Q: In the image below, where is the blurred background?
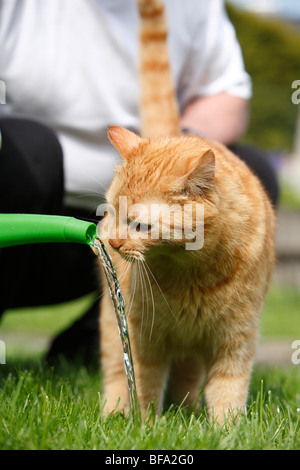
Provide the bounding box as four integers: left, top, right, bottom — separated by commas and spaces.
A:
1, 0, 300, 366
227, 0, 300, 364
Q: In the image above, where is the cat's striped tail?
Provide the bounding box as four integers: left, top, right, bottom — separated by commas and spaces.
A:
137, 0, 181, 138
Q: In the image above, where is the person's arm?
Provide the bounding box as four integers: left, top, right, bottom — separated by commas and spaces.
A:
180, 92, 250, 146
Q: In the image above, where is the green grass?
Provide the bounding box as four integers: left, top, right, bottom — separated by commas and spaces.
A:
0, 359, 299, 450
0, 284, 300, 450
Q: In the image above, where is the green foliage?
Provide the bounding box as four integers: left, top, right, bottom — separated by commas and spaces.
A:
0, 360, 299, 450
226, 4, 300, 151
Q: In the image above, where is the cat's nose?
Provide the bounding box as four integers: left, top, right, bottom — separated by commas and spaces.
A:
109, 238, 122, 250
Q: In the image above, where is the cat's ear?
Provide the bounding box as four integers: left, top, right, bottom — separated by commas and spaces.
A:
108, 126, 141, 161
174, 150, 215, 195
187, 150, 215, 193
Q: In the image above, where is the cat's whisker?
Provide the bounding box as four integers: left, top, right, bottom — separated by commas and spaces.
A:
95, 256, 131, 303
137, 261, 146, 341
139, 263, 149, 333
127, 261, 138, 319
141, 261, 156, 342
71, 194, 106, 215
139, 260, 149, 323
140, 261, 154, 341
79, 169, 112, 193
143, 260, 177, 322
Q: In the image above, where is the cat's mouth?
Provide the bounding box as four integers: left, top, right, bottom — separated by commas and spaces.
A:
118, 248, 145, 262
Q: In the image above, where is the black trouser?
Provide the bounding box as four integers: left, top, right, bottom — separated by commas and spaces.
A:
229, 143, 279, 208
0, 117, 99, 312
0, 117, 279, 359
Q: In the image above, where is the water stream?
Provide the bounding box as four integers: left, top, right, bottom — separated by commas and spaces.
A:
90, 237, 139, 418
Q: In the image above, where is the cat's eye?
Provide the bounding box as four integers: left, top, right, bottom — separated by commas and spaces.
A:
128, 219, 151, 232
136, 222, 152, 232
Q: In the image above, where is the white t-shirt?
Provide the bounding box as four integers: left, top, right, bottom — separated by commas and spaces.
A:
0, 0, 251, 212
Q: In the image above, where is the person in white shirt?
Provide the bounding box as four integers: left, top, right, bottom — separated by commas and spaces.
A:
0, 0, 278, 362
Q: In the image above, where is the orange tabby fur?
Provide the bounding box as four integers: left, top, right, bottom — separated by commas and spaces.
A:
99, 0, 275, 423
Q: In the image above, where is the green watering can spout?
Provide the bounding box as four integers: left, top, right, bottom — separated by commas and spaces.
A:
0, 214, 98, 248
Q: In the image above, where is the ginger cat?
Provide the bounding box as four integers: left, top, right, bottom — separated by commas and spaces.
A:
99, 0, 275, 423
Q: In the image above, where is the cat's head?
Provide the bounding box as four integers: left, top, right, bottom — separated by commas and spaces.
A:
98, 126, 219, 262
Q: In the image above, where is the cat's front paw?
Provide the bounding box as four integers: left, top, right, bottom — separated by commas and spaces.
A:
101, 392, 130, 416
